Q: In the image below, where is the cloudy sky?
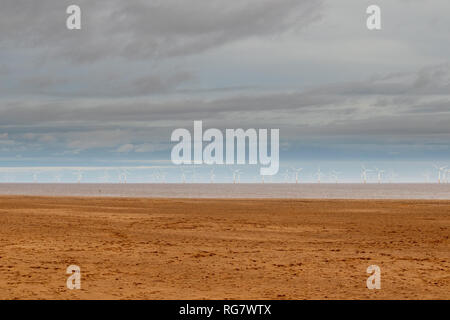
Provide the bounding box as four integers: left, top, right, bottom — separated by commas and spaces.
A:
0, 0, 449, 181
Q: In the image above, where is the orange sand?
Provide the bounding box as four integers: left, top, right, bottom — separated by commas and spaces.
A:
0, 196, 448, 299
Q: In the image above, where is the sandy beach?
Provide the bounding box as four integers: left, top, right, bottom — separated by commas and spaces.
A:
0, 196, 448, 300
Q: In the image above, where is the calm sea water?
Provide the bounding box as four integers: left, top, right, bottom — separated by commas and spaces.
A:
0, 183, 449, 199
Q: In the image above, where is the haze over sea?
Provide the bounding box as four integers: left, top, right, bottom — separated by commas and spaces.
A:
0, 183, 450, 200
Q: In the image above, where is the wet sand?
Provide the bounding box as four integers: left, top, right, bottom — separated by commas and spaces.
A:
0, 196, 448, 299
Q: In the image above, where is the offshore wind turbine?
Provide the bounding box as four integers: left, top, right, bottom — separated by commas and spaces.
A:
5, 172, 13, 183
118, 168, 129, 183
100, 170, 110, 183
209, 169, 215, 184
190, 165, 198, 183
74, 170, 83, 183
361, 165, 372, 184
375, 168, 385, 184
422, 171, 431, 183
330, 170, 340, 184
387, 170, 399, 183
433, 165, 447, 184
254, 174, 265, 184
152, 169, 160, 183
315, 167, 323, 184
159, 169, 166, 183
292, 168, 303, 184
122, 169, 128, 183
180, 168, 187, 183
443, 168, 449, 184
283, 169, 290, 183
232, 169, 242, 184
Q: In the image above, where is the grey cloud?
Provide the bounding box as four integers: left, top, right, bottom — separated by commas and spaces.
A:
0, 65, 9, 75
0, 63, 448, 111
310, 64, 450, 96
21, 75, 69, 90
0, 0, 449, 160
115, 142, 169, 153
0, 91, 348, 126
1, 64, 449, 143
0, 0, 323, 97
406, 99, 450, 114
132, 71, 193, 95
12, 70, 194, 97
0, 0, 323, 62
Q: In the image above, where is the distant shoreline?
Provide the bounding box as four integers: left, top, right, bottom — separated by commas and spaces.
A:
0, 183, 449, 200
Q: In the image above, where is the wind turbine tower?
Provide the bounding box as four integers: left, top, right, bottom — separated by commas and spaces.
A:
434, 165, 447, 184
283, 169, 290, 183
159, 170, 166, 183
422, 171, 431, 183
232, 169, 242, 184
181, 169, 186, 184
375, 168, 385, 184
330, 170, 340, 184
361, 165, 372, 184
74, 170, 82, 183
293, 168, 303, 184
315, 167, 323, 184
210, 169, 215, 183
